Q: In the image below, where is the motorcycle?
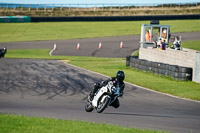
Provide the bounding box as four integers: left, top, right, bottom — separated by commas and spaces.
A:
85, 81, 120, 113
0, 47, 7, 58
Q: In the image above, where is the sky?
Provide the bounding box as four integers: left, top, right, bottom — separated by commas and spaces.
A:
0, 0, 200, 4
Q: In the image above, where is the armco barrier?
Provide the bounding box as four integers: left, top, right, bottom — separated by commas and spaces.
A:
31, 14, 200, 22
126, 56, 193, 81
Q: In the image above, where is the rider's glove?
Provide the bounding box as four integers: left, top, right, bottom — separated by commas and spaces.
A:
101, 81, 108, 87
94, 83, 100, 89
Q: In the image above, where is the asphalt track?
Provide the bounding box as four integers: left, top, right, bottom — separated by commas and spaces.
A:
0, 32, 200, 58
0, 59, 200, 133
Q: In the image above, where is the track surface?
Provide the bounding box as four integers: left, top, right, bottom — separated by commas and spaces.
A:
0, 59, 200, 133
0, 32, 200, 58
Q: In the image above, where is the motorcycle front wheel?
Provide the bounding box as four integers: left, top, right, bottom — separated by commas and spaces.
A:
96, 95, 110, 113
85, 101, 94, 112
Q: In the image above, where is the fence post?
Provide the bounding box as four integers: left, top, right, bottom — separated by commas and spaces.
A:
76, 4, 78, 11
37, 4, 38, 11
21, 4, 23, 11
60, 4, 62, 11
6, 4, 8, 12
14, 4, 16, 11
29, 4, 31, 12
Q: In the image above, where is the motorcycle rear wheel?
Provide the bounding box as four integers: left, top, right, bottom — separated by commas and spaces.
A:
96, 96, 110, 113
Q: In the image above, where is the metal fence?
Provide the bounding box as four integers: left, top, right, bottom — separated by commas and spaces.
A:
0, 2, 200, 12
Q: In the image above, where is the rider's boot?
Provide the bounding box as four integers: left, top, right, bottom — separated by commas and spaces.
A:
88, 83, 100, 101
88, 91, 94, 101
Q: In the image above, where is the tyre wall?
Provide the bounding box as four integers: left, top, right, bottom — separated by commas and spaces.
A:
31, 14, 200, 22
126, 56, 193, 81
1, 15, 199, 22
139, 47, 200, 83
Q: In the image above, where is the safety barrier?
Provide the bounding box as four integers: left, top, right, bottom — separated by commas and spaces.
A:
0, 16, 31, 22
126, 56, 193, 81
31, 14, 200, 22
0, 15, 199, 23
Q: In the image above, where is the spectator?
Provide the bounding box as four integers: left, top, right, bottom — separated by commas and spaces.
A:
0, 47, 7, 58
152, 29, 160, 47
170, 36, 181, 50
161, 39, 166, 50
157, 38, 162, 50
145, 31, 151, 41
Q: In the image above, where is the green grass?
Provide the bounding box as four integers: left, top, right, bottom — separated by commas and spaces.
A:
132, 50, 139, 56
0, 20, 200, 42
181, 40, 200, 51
5, 49, 200, 101
0, 114, 169, 133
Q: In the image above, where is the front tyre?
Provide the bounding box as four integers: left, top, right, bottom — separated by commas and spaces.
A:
85, 101, 94, 112
96, 96, 110, 113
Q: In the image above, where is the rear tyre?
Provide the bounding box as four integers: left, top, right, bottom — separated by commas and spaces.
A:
96, 96, 110, 113
85, 101, 94, 112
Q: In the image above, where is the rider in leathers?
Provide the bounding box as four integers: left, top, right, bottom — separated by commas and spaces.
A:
89, 71, 125, 108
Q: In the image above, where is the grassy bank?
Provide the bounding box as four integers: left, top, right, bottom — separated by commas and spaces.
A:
0, 114, 169, 133
0, 20, 200, 42
181, 40, 200, 51
5, 49, 200, 101
0, 5, 200, 17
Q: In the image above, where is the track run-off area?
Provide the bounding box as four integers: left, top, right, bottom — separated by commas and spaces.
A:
0, 32, 200, 133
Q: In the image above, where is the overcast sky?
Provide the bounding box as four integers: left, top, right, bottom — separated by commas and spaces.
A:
0, 0, 200, 4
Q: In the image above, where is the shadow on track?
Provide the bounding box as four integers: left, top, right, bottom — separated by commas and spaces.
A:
0, 59, 104, 100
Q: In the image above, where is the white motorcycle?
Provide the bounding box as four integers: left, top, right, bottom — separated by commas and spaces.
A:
85, 81, 120, 113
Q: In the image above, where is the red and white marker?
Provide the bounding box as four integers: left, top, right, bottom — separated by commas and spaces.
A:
120, 41, 123, 48
49, 43, 57, 56
53, 43, 57, 50
77, 42, 80, 49
98, 42, 102, 49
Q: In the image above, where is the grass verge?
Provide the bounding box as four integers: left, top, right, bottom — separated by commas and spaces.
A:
181, 40, 200, 51
0, 20, 200, 42
5, 49, 200, 101
0, 114, 169, 133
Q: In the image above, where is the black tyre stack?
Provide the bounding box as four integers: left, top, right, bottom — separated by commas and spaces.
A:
126, 56, 193, 81
168, 65, 193, 81
127, 56, 139, 68
126, 56, 131, 66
